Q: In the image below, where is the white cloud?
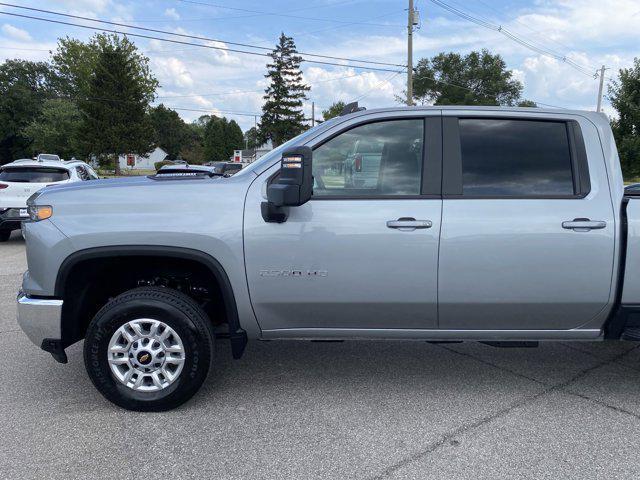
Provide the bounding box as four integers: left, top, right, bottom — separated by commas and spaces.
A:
54, 0, 112, 17
164, 8, 180, 20
154, 57, 194, 88
1, 24, 32, 42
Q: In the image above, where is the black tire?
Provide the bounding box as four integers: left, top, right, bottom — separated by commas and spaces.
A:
0, 230, 11, 242
84, 286, 215, 411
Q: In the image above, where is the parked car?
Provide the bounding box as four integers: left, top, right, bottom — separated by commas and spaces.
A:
157, 163, 222, 177
625, 183, 640, 193
17, 106, 634, 411
204, 161, 243, 175
0, 158, 98, 241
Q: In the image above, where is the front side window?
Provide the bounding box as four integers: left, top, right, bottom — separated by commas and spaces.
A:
459, 119, 575, 196
0, 167, 70, 183
312, 119, 424, 196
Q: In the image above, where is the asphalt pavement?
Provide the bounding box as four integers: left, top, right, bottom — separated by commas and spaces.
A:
2, 231, 640, 479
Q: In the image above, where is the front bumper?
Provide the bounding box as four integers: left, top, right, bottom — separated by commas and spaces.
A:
17, 292, 66, 362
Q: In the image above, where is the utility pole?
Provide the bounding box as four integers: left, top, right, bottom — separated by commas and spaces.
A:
596, 65, 606, 113
407, 0, 414, 106
312, 101, 315, 127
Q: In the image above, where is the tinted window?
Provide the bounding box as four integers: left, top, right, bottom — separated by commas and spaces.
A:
0, 167, 69, 183
76, 166, 90, 181
459, 119, 574, 196
313, 119, 424, 196
85, 166, 100, 180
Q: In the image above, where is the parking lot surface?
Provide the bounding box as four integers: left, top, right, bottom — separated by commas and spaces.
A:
2, 232, 640, 479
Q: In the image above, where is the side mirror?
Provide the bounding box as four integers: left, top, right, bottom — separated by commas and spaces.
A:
261, 146, 312, 223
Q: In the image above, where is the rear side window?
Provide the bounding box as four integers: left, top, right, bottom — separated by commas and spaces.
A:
459, 119, 575, 196
0, 167, 69, 183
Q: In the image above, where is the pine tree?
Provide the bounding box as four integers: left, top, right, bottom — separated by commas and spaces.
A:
203, 116, 226, 162
259, 33, 310, 147
77, 35, 157, 174
225, 119, 245, 155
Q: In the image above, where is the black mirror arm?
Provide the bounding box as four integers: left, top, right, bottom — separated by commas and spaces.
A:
261, 202, 288, 223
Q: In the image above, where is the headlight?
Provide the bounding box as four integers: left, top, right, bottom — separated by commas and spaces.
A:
27, 205, 53, 222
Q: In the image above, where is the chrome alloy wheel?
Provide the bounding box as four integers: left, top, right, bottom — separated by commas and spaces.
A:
107, 319, 185, 392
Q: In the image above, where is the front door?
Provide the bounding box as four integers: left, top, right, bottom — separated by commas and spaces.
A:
244, 115, 443, 333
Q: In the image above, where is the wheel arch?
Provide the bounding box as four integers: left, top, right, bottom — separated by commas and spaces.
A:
55, 245, 247, 358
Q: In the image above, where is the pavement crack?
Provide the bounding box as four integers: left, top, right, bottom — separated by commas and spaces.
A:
437, 345, 547, 386
368, 345, 640, 479
563, 390, 640, 422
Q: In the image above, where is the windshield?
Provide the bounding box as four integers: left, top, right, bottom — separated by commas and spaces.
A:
37, 154, 60, 161
0, 167, 69, 183
237, 118, 341, 176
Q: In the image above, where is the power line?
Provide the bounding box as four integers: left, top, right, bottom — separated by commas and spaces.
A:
469, 0, 577, 55
0, 3, 406, 68
351, 70, 405, 103
168, 106, 260, 117
156, 71, 371, 99
175, 0, 405, 27
427, 0, 597, 77
0, 11, 405, 73
109, 0, 358, 23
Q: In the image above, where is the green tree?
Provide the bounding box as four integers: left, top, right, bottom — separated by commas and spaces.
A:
149, 104, 189, 158
203, 116, 227, 162
52, 34, 158, 102
24, 99, 82, 159
0, 60, 60, 164
322, 101, 346, 121
75, 34, 158, 174
260, 33, 310, 147
51, 37, 99, 97
608, 58, 640, 178
180, 116, 210, 164
225, 119, 244, 153
412, 49, 523, 106
244, 126, 260, 150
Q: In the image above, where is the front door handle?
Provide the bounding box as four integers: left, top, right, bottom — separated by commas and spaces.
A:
387, 217, 432, 231
562, 218, 606, 232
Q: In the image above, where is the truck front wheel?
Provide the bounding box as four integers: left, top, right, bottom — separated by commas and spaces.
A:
84, 286, 215, 411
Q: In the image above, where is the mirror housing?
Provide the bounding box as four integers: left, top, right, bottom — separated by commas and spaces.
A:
262, 146, 312, 223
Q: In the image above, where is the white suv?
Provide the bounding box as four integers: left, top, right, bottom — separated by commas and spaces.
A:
0, 158, 99, 241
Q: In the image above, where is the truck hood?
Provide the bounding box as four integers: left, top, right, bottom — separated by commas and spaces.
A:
33, 171, 247, 245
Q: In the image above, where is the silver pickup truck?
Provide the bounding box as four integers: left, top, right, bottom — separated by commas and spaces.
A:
16, 106, 639, 411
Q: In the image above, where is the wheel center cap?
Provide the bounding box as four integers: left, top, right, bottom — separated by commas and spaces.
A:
137, 351, 152, 365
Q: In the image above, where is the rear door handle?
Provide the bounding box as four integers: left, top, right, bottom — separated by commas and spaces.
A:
562, 218, 606, 232
387, 217, 432, 231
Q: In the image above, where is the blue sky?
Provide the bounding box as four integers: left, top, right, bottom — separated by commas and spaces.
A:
0, 0, 638, 130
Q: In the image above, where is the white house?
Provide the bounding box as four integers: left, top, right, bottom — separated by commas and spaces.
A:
241, 141, 273, 163
118, 146, 168, 171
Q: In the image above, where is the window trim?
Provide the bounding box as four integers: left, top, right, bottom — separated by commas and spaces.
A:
307, 116, 442, 201
442, 116, 591, 200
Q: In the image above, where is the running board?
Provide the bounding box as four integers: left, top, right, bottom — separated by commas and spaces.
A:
261, 328, 602, 341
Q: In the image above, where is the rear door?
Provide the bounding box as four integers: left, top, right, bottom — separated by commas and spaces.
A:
438, 112, 615, 331
244, 113, 443, 333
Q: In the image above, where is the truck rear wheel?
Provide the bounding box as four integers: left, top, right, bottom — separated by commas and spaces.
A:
84, 286, 215, 411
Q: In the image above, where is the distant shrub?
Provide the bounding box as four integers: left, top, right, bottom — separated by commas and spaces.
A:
154, 160, 174, 171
